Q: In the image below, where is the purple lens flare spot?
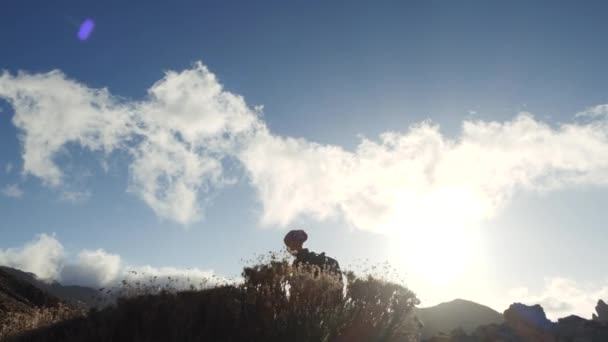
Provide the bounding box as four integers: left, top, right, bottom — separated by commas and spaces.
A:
78, 19, 95, 41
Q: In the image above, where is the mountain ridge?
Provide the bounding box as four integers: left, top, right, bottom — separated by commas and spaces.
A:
0, 266, 102, 308
416, 298, 504, 339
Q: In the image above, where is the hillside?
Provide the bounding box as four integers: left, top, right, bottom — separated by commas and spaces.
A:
416, 299, 504, 339
0, 267, 102, 308
0, 268, 85, 340
0, 267, 62, 313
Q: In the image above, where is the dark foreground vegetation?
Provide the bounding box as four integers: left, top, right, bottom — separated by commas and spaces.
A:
4, 255, 608, 341
2, 256, 421, 342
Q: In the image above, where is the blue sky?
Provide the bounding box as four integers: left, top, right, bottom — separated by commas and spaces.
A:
2, 1, 608, 318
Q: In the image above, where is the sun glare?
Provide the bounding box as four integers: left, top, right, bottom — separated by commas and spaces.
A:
386, 187, 485, 287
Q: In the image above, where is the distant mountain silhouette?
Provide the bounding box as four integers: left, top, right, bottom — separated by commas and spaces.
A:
0, 266, 62, 314
415, 298, 504, 339
0, 266, 88, 340
426, 302, 608, 341
0, 266, 101, 308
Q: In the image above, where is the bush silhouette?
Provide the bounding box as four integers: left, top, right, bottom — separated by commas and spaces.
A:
9, 253, 420, 342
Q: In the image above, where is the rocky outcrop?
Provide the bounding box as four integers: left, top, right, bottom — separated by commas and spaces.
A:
557, 314, 608, 341
592, 299, 608, 323
424, 301, 608, 342
503, 303, 555, 341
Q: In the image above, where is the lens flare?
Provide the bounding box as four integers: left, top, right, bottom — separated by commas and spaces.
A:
78, 19, 95, 41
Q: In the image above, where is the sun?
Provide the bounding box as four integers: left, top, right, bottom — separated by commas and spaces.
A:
385, 186, 485, 287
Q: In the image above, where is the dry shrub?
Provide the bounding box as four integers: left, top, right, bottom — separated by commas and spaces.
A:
10, 252, 420, 342
241, 257, 420, 342
0, 304, 84, 340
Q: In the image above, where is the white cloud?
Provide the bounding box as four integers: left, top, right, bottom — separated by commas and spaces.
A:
0, 234, 219, 289
0, 70, 134, 187
0, 233, 64, 280
59, 256, 220, 290
5, 162, 13, 174
60, 249, 122, 287
3, 63, 608, 232
241, 114, 608, 234
0, 63, 262, 224
508, 278, 608, 320
2, 183, 23, 199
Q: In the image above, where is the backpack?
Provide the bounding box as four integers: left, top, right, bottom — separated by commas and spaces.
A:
315, 252, 341, 275
296, 250, 341, 276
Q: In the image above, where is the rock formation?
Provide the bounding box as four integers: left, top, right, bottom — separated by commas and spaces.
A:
592, 299, 608, 323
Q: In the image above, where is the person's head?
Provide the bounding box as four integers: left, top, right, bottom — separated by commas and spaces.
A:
284, 229, 308, 255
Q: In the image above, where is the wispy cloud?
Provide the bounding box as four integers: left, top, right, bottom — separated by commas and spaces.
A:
5, 162, 13, 174
1, 183, 23, 199
3, 64, 608, 234
576, 104, 608, 120
59, 190, 91, 204
508, 278, 608, 320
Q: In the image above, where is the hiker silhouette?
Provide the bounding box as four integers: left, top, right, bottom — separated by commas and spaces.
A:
283, 229, 341, 277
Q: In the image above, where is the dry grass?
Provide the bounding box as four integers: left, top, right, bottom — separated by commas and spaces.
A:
0, 304, 84, 340
6, 252, 420, 342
